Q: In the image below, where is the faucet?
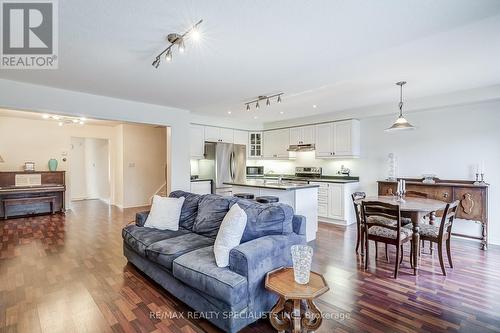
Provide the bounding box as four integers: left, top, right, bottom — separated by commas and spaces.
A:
337, 165, 351, 177
278, 175, 283, 184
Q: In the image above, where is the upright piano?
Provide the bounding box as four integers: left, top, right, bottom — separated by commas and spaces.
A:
0, 171, 65, 219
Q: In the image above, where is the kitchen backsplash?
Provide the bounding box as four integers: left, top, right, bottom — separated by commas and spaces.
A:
246, 151, 360, 176
192, 151, 359, 177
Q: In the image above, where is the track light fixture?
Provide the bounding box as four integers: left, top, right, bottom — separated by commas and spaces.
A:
152, 19, 203, 68
244, 93, 284, 111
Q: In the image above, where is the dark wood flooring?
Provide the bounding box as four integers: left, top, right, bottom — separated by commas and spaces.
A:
1, 200, 500, 333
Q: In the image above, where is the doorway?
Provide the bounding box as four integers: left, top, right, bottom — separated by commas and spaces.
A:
70, 137, 111, 203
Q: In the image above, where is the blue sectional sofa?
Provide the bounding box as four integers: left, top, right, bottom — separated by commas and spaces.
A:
122, 190, 306, 333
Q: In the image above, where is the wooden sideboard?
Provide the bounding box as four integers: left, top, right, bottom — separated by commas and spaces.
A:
378, 178, 489, 250
0, 171, 65, 219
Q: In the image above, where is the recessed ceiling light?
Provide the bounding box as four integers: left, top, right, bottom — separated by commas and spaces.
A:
227, 111, 232, 115
280, 111, 284, 114
253, 116, 258, 120
42, 114, 50, 119
58, 121, 63, 126
52, 115, 61, 120
80, 117, 87, 121
312, 104, 317, 108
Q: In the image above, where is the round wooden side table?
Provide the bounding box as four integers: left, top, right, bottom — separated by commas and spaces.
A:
265, 267, 329, 333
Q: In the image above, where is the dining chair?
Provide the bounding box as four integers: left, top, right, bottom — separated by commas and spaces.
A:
352, 193, 407, 261
362, 201, 413, 278
413, 200, 459, 276
351, 192, 366, 255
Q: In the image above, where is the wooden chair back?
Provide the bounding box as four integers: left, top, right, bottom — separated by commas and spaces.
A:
351, 192, 366, 226
361, 201, 402, 239
438, 200, 460, 238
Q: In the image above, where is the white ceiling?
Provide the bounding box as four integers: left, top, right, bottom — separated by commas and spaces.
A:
1, 0, 500, 123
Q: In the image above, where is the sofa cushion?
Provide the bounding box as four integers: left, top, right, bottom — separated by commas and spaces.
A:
193, 194, 238, 238
122, 224, 189, 257
235, 199, 294, 243
145, 232, 215, 270
173, 246, 248, 306
169, 190, 204, 230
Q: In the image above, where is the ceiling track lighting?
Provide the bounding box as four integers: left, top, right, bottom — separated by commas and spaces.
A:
385, 81, 415, 131
152, 19, 203, 68
244, 93, 284, 111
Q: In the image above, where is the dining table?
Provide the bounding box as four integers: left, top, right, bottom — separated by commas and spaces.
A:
357, 195, 448, 275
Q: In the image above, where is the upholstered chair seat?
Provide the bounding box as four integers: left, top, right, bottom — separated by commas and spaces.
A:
368, 226, 413, 240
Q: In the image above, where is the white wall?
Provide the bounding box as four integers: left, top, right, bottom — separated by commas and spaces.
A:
258, 101, 500, 245
121, 124, 166, 208
0, 115, 120, 207
69, 137, 110, 201
0, 79, 191, 193
84, 138, 110, 201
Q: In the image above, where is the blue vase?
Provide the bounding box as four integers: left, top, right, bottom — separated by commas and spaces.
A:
48, 158, 58, 171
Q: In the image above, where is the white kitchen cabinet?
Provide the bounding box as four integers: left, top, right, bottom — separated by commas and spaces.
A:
190, 125, 205, 159
289, 126, 315, 145
315, 123, 334, 157
314, 120, 360, 158
334, 120, 360, 157
310, 181, 358, 225
248, 132, 263, 158
233, 130, 248, 145
190, 180, 212, 195
263, 129, 291, 159
220, 128, 234, 143
204, 126, 234, 143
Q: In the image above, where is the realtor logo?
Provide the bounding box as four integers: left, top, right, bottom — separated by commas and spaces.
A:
1, 0, 58, 69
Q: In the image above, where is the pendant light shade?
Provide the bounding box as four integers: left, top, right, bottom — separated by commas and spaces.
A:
386, 81, 415, 131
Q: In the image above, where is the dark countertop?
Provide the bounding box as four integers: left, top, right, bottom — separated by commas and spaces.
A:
225, 180, 320, 191
247, 174, 360, 184
190, 178, 212, 183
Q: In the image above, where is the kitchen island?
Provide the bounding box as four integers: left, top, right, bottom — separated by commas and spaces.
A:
224, 180, 319, 241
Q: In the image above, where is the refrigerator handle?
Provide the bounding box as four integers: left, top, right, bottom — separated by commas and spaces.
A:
230, 151, 235, 181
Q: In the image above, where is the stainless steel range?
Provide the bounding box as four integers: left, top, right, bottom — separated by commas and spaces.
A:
294, 167, 322, 179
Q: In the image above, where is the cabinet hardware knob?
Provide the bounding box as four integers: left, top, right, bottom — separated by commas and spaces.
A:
443, 193, 449, 198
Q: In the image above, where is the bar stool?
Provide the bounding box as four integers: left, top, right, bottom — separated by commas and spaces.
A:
234, 193, 255, 200
255, 196, 279, 204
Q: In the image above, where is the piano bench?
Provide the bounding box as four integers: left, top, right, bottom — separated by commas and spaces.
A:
3, 195, 57, 220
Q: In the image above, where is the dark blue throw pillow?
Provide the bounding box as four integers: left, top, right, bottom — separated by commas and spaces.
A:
169, 190, 204, 230
192, 194, 238, 238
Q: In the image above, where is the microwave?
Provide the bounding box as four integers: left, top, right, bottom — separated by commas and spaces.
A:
246, 166, 264, 176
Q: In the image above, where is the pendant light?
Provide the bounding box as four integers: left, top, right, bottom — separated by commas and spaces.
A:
385, 81, 415, 131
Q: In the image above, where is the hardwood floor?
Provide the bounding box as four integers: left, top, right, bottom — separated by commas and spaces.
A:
1, 200, 500, 333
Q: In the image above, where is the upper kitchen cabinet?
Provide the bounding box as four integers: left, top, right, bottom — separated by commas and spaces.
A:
233, 130, 248, 146
315, 119, 360, 158
334, 120, 360, 156
263, 129, 292, 159
190, 125, 205, 159
248, 132, 263, 159
204, 126, 234, 143
315, 123, 335, 157
289, 126, 315, 145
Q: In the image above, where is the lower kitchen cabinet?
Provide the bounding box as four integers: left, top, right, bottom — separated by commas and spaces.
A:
309, 181, 359, 225
190, 180, 212, 195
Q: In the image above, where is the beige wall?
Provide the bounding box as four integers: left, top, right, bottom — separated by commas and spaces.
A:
0, 115, 166, 209
121, 124, 166, 207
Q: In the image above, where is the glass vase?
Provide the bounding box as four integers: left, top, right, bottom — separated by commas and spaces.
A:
291, 245, 313, 284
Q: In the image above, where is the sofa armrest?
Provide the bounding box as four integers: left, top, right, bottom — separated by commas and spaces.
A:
292, 215, 306, 235
229, 234, 305, 312
135, 211, 150, 227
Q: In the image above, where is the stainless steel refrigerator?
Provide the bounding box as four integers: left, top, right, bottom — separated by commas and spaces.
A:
199, 142, 246, 196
